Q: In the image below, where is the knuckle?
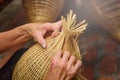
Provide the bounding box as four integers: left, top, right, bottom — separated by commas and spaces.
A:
67, 71, 76, 77
64, 51, 70, 56
72, 69, 78, 74
71, 55, 76, 60
56, 26, 60, 30
77, 60, 82, 66
52, 57, 59, 64
51, 59, 58, 65
59, 62, 66, 69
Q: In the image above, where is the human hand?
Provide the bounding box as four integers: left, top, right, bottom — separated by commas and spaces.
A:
45, 50, 82, 80
23, 20, 62, 48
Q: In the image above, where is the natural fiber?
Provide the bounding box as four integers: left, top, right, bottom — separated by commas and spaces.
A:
22, 0, 65, 23
12, 10, 87, 80
84, 0, 120, 42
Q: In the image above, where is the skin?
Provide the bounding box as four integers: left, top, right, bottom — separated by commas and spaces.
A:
45, 51, 82, 80
0, 20, 62, 53
0, 21, 82, 80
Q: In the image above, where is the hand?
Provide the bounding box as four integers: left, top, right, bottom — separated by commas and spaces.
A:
45, 50, 82, 80
23, 20, 62, 48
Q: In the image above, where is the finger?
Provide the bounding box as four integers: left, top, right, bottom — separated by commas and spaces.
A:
67, 55, 76, 70
65, 76, 73, 80
42, 21, 61, 31
51, 30, 60, 37
65, 60, 82, 80
35, 32, 46, 48
72, 60, 82, 73
51, 51, 63, 68
51, 20, 62, 37
54, 20, 62, 29
53, 50, 63, 60
61, 51, 70, 63
60, 70, 67, 80
43, 23, 52, 30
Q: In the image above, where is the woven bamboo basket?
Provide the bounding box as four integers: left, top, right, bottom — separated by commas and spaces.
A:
22, 0, 65, 23
12, 10, 87, 80
84, 0, 120, 42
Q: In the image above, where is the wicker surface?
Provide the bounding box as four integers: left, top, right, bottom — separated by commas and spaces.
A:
12, 11, 87, 80
22, 0, 65, 23
83, 0, 120, 42
12, 1, 86, 79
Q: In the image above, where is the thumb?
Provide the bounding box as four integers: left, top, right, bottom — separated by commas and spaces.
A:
51, 20, 62, 37
35, 33, 47, 48
51, 30, 60, 37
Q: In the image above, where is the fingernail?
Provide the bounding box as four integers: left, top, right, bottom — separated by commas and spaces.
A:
57, 32, 60, 35
52, 32, 60, 38
42, 43, 46, 48
33, 39, 37, 42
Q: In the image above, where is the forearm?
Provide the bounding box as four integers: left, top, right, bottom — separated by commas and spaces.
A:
0, 25, 31, 53
0, 21, 62, 53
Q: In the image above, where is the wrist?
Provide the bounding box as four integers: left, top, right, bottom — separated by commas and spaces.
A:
18, 24, 33, 40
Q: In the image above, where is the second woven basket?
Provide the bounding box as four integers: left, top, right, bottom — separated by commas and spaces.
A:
84, 0, 120, 42
22, 0, 65, 23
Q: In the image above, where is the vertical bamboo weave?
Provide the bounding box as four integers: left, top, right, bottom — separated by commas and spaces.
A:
12, 10, 87, 80
22, 0, 65, 23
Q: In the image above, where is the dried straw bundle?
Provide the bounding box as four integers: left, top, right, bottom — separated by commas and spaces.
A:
12, 10, 87, 80
22, 0, 65, 23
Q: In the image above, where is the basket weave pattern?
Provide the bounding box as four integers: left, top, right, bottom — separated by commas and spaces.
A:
12, 11, 87, 80
22, 0, 65, 23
